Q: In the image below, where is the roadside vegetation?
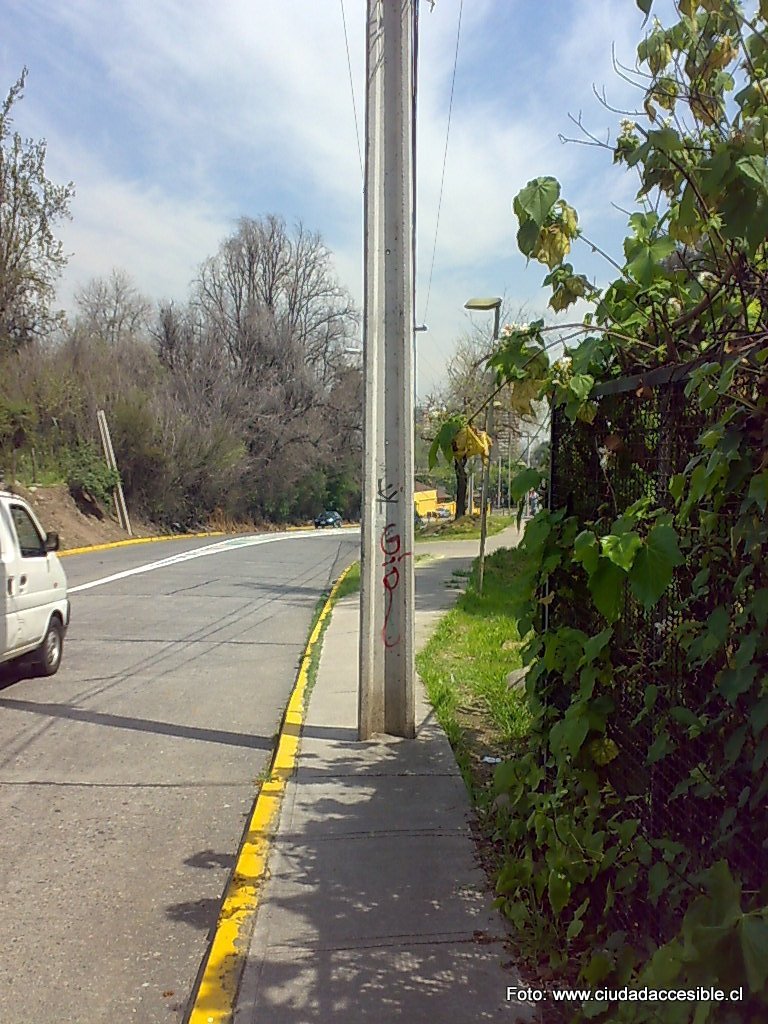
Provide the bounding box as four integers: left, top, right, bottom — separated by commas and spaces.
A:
426, 2, 768, 1020
416, 546, 531, 797
333, 560, 361, 601
0, 70, 362, 530
416, 511, 516, 541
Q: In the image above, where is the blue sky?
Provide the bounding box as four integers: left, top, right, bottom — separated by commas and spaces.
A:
2, 0, 653, 395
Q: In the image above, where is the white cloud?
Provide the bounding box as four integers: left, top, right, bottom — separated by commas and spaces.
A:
57, 170, 227, 308
5, 0, 658, 396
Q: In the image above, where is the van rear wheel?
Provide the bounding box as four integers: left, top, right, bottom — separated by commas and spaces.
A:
35, 618, 63, 676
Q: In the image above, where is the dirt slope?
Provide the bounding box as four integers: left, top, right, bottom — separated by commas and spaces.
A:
3, 484, 149, 550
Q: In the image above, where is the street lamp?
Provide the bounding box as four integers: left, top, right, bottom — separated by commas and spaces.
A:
464, 296, 502, 595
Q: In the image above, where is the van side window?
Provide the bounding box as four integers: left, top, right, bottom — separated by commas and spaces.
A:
10, 505, 46, 558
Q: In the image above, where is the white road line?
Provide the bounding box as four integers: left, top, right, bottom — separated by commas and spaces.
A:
69, 529, 360, 593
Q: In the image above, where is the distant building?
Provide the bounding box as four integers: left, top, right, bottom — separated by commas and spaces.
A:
414, 481, 455, 519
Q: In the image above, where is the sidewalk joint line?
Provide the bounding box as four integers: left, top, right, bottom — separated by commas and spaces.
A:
265, 933, 508, 954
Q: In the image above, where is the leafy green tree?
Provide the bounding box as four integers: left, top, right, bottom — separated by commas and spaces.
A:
0, 69, 73, 351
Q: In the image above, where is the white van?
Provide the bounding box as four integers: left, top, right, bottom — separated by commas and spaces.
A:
0, 491, 70, 676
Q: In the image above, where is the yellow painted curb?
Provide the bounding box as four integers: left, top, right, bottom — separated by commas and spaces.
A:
59, 532, 226, 557
59, 524, 359, 557
187, 563, 354, 1024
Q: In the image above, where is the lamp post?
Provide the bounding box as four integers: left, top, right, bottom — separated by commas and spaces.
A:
464, 296, 502, 595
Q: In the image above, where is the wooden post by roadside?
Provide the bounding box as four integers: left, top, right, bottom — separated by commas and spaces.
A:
96, 409, 132, 535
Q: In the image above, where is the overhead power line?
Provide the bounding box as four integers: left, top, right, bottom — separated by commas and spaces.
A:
422, 0, 464, 324
339, 0, 364, 181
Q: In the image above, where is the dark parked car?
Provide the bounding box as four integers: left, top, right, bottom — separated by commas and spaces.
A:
314, 510, 343, 529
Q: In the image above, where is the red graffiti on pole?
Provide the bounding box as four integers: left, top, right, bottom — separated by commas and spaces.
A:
380, 522, 411, 648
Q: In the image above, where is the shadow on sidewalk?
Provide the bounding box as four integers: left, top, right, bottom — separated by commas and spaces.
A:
232, 567, 536, 1022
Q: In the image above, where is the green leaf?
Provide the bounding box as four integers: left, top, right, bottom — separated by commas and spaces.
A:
629, 524, 683, 609
707, 606, 730, 643
551, 707, 590, 758
724, 724, 748, 764
501, 900, 530, 929
427, 436, 441, 471
669, 473, 686, 502
739, 914, 768, 991
648, 126, 683, 152
700, 861, 742, 925
574, 530, 599, 574
733, 633, 758, 670
548, 869, 571, 915
492, 760, 519, 794
583, 951, 613, 985
718, 664, 758, 703
635, 0, 653, 16
648, 861, 670, 904
624, 235, 675, 286
588, 737, 619, 766
568, 373, 594, 401
514, 176, 560, 229
701, 145, 731, 198
669, 183, 701, 244
601, 531, 642, 571
428, 415, 466, 468
751, 589, 768, 630
509, 467, 543, 502
750, 695, 768, 737
670, 706, 704, 732
615, 819, 639, 846
647, 730, 673, 763
692, 999, 712, 1024
583, 627, 613, 663
589, 558, 626, 621
736, 155, 768, 191
516, 218, 540, 258
582, 1000, 610, 1020
747, 470, 768, 513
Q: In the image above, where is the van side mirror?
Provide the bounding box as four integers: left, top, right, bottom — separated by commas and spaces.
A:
44, 531, 60, 552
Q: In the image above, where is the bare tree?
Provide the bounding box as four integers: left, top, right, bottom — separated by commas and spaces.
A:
194, 215, 358, 383
0, 69, 74, 352
74, 269, 151, 347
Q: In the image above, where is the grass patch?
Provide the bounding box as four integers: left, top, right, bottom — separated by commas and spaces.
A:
416, 513, 516, 542
304, 561, 358, 699
334, 555, 431, 603
416, 545, 531, 801
334, 560, 360, 599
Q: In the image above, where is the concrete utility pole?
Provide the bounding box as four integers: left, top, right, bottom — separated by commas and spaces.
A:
359, 0, 415, 740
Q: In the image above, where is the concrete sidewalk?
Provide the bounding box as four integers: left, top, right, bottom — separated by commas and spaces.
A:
234, 527, 536, 1023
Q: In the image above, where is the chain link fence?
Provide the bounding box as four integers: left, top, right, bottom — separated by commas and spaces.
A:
547, 367, 764, 945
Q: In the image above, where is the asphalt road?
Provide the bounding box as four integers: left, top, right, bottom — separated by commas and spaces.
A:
0, 530, 358, 1024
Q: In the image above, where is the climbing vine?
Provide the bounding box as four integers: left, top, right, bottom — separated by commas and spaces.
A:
437, 2, 768, 1020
